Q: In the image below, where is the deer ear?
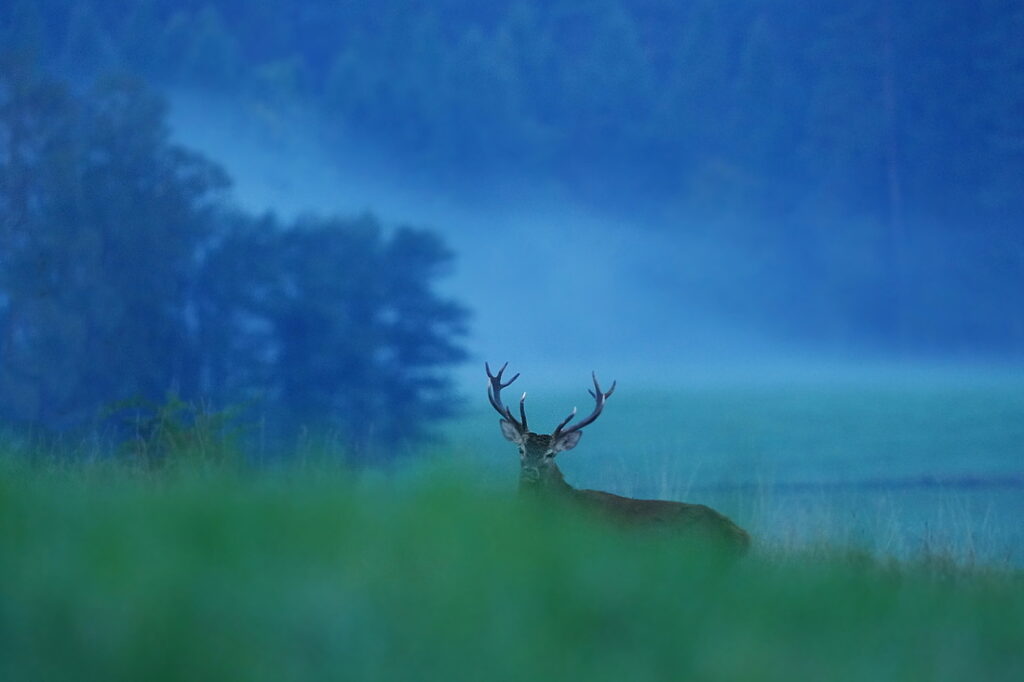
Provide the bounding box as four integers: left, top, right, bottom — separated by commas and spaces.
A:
499, 419, 524, 444
553, 430, 582, 452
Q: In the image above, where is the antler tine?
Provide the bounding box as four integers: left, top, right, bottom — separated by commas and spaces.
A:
485, 361, 520, 388
588, 371, 616, 400
553, 372, 616, 437
553, 406, 577, 434
485, 362, 527, 432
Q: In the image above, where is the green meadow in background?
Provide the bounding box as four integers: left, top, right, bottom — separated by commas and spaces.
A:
453, 373, 1024, 564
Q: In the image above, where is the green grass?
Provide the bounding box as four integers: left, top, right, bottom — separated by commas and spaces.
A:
1, 459, 1022, 682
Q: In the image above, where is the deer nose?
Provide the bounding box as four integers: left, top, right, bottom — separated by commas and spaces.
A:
520, 467, 540, 482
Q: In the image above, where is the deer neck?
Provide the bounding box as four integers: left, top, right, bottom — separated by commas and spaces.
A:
518, 461, 574, 498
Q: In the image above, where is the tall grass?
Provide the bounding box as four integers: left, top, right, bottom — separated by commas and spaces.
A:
2, 377, 1021, 679
1, 456, 1022, 682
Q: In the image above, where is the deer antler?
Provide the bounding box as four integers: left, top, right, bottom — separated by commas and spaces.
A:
486, 362, 528, 432
552, 372, 616, 437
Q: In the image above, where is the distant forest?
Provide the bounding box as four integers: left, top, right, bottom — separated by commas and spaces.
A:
2, 0, 1024, 365
3, 1, 1020, 220
2, 0, 1021, 355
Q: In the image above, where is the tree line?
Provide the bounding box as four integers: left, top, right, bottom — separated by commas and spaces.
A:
2, 0, 1022, 354
3, 0, 1020, 226
0, 54, 468, 459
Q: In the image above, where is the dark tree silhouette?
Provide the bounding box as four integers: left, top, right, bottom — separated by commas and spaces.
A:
198, 213, 469, 456
0, 56, 469, 457
0, 57, 228, 427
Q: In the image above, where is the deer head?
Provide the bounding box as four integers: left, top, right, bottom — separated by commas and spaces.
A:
486, 363, 615, 490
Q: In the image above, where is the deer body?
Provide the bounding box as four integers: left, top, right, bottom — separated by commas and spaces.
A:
488, 363, 750, 553
522, 461, 750, 546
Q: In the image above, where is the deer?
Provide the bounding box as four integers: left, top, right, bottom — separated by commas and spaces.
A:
487, 363, 750, 553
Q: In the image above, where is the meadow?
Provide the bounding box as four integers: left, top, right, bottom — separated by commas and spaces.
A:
452, 370, 1024, 565
2, 373, 1023, 680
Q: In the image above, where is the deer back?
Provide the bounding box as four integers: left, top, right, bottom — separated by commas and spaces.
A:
572, 488, 751, 551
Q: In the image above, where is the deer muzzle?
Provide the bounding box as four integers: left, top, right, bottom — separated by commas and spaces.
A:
519, 466, 541, 483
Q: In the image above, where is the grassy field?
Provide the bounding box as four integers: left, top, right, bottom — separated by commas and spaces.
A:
2, 376, 1022, 680
450, 374, 1024, 565
1, 459, 1022, 682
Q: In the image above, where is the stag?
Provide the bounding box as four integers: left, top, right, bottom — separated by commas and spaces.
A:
487, 363, 750, 552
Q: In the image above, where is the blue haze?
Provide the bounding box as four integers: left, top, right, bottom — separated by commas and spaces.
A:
1, 1, 1022, 469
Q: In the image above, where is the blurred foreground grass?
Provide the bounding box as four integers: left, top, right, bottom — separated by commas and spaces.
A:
1, 458, 1022, 682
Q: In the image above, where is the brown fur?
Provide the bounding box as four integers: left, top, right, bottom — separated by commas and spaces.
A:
516, 439, 751, 553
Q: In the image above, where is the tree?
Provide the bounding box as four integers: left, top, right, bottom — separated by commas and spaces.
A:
0, 56, 229, 428
1, 56, 470, 456
197, 213, 469, 458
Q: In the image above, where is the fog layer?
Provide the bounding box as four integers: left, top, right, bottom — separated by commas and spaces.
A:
167, 92, 834, 390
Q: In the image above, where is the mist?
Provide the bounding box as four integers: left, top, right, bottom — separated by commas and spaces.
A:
169, 90, 1023, 396
2, 0, 1022, 453
169, 90, 758, 389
